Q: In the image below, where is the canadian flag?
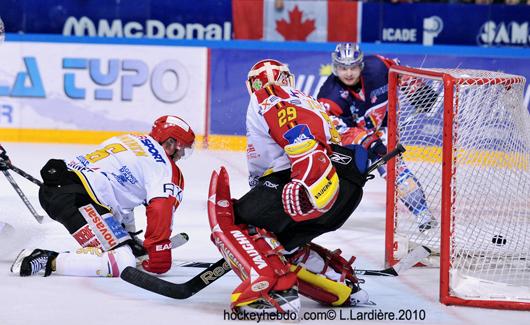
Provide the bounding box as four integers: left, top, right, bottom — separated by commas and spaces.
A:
233, 0, 361, 42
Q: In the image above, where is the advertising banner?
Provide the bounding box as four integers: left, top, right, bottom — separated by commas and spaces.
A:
210, 49, 330, 136
362, 3, 530, 47
0, 41, 207, 137
232, 0, 361, 42
210, 48, 530, 137
1, 0, 232, 40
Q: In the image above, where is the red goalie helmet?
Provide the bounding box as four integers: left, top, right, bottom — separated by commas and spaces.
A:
246, 59, 295, 94
150, 115, 195, 148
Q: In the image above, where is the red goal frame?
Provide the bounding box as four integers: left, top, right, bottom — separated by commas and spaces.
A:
385, 65, 530, 310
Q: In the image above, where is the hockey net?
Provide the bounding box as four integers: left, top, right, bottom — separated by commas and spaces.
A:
385, 66, 530, 309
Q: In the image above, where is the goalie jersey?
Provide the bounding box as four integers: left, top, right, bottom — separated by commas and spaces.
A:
246, 84, 340, 187
66, 134, 184, 227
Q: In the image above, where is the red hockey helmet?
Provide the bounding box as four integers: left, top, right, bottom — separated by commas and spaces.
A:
150, 115, 195, 159
246, 59, 295, 94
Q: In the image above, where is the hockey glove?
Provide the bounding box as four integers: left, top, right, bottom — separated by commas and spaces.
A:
141, 239, 171, 274
0, 145, 10, 171
142, 197, 175, 274
359, 131, 387, 160
282, 139, 339, 222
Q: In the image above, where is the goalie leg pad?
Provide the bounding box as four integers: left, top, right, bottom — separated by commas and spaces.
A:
291, 265, 352, 306
288, 242, 362, 306
208, 168, 298, 311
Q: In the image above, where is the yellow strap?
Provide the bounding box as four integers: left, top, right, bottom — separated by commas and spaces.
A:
284, 139, 318, 156
291, 265, 352, 306
308, 171, 340, 210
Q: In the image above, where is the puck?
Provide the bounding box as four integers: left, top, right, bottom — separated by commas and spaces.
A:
491, 235, 507, 246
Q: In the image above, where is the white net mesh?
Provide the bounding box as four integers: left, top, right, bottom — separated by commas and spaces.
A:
390, 68, 530, 304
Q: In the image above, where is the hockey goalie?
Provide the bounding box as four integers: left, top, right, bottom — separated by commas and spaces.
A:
207, 59, 372, 316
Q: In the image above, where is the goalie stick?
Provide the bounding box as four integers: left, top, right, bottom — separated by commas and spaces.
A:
120, 143, 411, 299
172, 245, 430, 277
120, 246, 431, 300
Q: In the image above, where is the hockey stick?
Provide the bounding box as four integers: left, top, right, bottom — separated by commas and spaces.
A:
7, 163, 43, 186
121, 258, 230, 299
365, 143, 406, 176
172, 261, 399, 276
0, 144, 43, 186
354, 245, 431, 276
1, 169, 44, 224
1, 146, 45, 223
172, 245, 431, 277
120, 143, 410, 298
121, 245, 431, 300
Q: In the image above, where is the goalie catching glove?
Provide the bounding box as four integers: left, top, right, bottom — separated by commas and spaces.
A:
282, 139, 339, 222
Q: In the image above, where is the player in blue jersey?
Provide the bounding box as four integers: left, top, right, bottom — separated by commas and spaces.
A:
317, 43, 437, 232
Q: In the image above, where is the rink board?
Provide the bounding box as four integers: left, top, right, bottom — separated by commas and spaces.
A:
0, 40, 208, 142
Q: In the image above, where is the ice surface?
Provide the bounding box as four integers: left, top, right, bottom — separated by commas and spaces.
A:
0, 143, 528, 324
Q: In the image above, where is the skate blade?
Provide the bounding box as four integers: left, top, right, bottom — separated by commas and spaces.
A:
10, 249, 30, 274
351, 300, 377, 307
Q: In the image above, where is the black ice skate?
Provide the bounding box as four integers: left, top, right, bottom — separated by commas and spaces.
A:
10, 249, 59, 277
237, 287, 301, 316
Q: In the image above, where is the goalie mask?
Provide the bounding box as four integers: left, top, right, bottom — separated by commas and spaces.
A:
332, 43, 364, 76
246, 59, 295, 94
150, 115, 195, 161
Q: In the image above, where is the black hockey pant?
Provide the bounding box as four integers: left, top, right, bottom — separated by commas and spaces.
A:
234, 145, 367, 251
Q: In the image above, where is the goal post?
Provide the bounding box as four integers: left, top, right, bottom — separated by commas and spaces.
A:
385, 65, 530, 310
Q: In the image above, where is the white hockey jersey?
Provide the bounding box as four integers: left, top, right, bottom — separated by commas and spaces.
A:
66, 134, 183, 228
246, 85, 340, 187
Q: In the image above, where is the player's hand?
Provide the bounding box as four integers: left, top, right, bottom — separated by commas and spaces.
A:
282, 180, 318, 219
141, 239, 171, 274
0, 159, 8, 171
360, 131, 387, 160
368, 139, 387, 160
282, 145, 339, 222
0, 145, 10, 171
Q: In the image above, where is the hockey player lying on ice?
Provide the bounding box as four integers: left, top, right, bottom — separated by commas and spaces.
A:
11, 115, 195, 278
207, 59, 372, 317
